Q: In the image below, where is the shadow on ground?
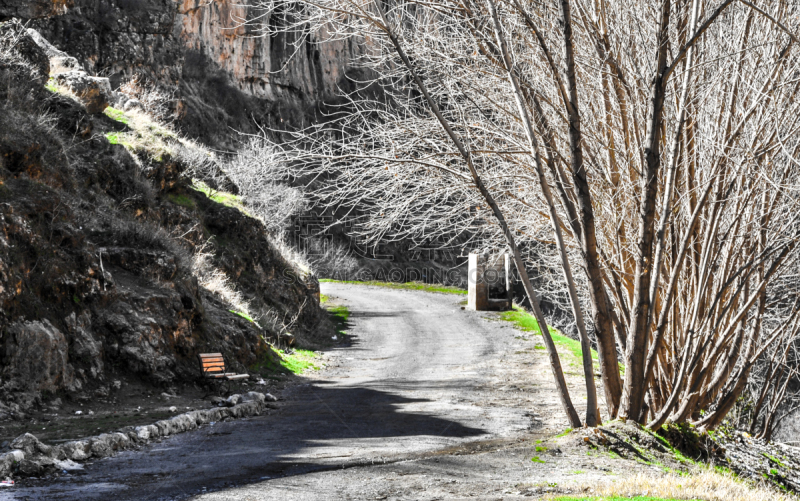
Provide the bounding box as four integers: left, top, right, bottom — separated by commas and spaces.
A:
16, 382, 486, 500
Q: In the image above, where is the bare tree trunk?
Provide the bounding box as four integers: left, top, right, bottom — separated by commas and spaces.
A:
558, 0, 622, 419
489, 0, 598, 426
620, 0, 672, 423
645, 0, 700, 336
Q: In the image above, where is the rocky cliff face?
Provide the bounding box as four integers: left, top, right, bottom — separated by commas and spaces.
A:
0, 19, 326, 418
0, 0, 363, 147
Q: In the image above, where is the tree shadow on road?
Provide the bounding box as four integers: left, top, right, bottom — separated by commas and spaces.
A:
26, 381, 486, 501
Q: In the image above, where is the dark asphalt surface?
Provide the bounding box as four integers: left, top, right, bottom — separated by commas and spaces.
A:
5, 283, 531, 500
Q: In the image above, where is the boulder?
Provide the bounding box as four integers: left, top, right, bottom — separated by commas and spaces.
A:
17, 458, 42, 476
54, 71, 112, 114
167, 413, 196, 434
3, 320, 75, 393
154, 419, 174, 437
53, 458, 83, 471
0, 450, 25, 478
208, 396, 225, 406
241, 391, 266, 404
25, 28, 81, 75
133, 426, 151, 441
188, 410, 210, 425
59, 440, 91, 461
133, 424, 159, 442
9, 433, 52, 457
89, 434, 123, 458
225, 394, 241, 407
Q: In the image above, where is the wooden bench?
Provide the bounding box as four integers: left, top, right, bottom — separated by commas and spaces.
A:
198, 353, 249, 381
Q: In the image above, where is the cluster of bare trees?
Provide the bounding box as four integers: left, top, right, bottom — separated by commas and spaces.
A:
248, 0, 800, 430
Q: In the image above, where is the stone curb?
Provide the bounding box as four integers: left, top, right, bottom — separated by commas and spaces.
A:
0, 392, 276, 479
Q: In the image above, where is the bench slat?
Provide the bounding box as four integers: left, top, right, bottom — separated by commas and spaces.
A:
198, 353, 247, 381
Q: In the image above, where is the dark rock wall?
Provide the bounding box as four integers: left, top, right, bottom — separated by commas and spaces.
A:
1, 0, 364, 148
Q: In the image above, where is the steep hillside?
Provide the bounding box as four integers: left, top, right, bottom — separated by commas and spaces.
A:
0, 19, 326, 419
0, 0, 366, 148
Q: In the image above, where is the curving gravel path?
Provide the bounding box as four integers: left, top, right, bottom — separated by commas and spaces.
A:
8, 283, 576, 500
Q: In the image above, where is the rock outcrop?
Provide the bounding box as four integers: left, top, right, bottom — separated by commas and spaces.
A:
4, 320, 77, 394
1, 0, 366, 148
0, 20, 325, 414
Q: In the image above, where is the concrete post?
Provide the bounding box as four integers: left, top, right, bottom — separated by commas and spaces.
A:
467, 252, 511, 311
468, 253, 489, 310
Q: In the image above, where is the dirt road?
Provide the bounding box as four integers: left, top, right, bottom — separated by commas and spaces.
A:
8, 283, 583, 500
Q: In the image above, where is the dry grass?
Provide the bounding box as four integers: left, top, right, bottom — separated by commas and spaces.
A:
103, 106, 178, 161
191, 243, 297, 341
570, 468, 795, 501
191, 243, 253, 318
305, 238, 360, 279
118, 75, 175, 122
270, 231, 313, 277
103, 89, 317, 307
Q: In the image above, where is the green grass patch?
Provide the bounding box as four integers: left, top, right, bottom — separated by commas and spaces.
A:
763, 452, 787, 468
104, 106, 131, 125
555, 428, 573, 438
320, 293, 330, 304
500, 306, 625, 374
319, 279, 466, 295
168, 193, 196, 209
326, 304, 351, 342
104, 132, 122, 145
535, 446, 547, 452
531, 456, 546, 463
327, 305, 350, 323
45, 79, 59, 94
254, 347, 321, 375
230, 310, 255, 323
103, 131, 137, 150
499, 307, 597, 362
276, 348, 319, 374
192, 180, 251, 214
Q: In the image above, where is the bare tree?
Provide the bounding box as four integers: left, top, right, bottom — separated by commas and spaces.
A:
246, 0, 800, 428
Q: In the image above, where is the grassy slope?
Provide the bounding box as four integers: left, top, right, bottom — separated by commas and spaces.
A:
499, 306, 599, 364
320, 279, 467, 295
191, 179, 253, 216
258, 295, 352, 375
100, 106, 328, 376
499, 306, 625, 375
